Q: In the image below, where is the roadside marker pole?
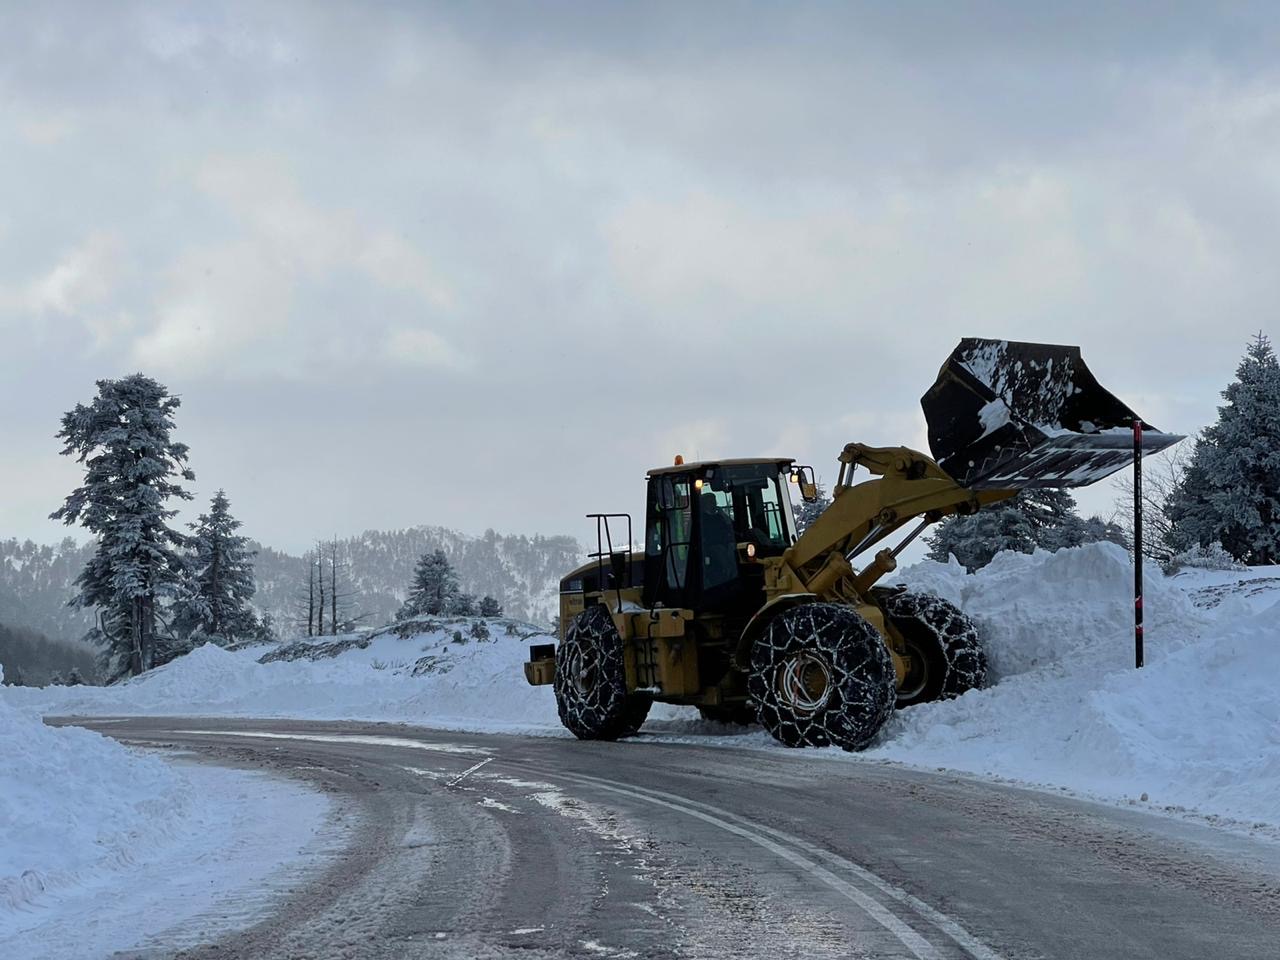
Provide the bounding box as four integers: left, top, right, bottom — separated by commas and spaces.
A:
1134, 418, 1144, 669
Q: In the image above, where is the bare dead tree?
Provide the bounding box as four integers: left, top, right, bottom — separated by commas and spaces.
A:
315, 543, 327, 636
324, 538, 369, 634
330, 539, 338, 636
307, 555, 316, 637
291, 549, 319, 637
1109, 445, 1191, 562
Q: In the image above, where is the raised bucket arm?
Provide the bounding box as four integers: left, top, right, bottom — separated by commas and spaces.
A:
922, 338, 1183, 490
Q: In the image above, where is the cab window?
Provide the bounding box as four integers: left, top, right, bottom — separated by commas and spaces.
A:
647, 475, 692, 590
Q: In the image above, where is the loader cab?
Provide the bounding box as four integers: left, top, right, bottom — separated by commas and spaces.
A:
642, 459, 797, 614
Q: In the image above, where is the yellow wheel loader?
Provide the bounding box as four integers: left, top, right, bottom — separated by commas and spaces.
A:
524, 339, 1181, 751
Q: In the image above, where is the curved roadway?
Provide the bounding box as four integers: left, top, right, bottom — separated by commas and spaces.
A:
69, 717, 1280, 960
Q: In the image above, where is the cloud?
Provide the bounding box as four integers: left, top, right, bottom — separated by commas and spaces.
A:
16, 114, 75, 145
382, 326, 470, 371
23, 232, 123, 316
129, 155, 458, 377
5, 2, 1280, 554
357, 234, 454, 311
132, 242, 295, 375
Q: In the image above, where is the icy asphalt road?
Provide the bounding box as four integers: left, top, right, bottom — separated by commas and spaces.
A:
62, 717, 1280, 960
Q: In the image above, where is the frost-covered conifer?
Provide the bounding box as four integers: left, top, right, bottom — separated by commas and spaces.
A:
926, 488, 1126, 572
171, 490, 262, 642
450, 592, 477, 616
51, 374, 194, 678
1166, 333, 1280, 565
479, 595, 502, 617
792, 481, 831, 535
397, 549, 460, 618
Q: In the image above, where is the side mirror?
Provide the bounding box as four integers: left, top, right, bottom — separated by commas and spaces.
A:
790, 465, 818, 503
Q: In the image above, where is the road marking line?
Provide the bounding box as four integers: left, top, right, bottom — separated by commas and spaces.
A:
552, 773, 946, 960
174, 730, 488, 755
550, 769, 1006, 960
448, 756, 494, 787
591, 776, 1004, 960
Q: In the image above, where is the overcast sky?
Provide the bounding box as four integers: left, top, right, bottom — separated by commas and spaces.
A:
3, 2, 1279, 556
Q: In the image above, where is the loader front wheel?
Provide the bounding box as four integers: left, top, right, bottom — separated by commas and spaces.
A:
749, 603, 896, 751
555, 605, 650, 740
878, 589, 987, 707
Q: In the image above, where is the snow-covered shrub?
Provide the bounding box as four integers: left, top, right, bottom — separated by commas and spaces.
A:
1162, 541, 1247, 574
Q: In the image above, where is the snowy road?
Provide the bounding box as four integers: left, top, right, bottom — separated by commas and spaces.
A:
62, 717, 1280, 960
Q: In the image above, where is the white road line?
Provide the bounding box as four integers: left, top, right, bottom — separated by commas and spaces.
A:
554, 769, 1006, 960
447, 756, 494, 787
174, 730, 488, 755
553, 773, 946, 960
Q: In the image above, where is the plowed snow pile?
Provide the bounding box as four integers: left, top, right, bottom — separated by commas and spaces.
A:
15, 545, 1280, 829
873, 543, 1280, 827
11, 617, 564, 733
0, 664, 193, 918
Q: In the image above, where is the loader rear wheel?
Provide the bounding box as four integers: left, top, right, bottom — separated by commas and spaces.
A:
554, 605, 651, 740
878, 589, 987, 707
748, 603, 896, 751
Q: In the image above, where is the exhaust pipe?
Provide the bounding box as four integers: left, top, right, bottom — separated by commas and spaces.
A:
922, 338, 1183, 489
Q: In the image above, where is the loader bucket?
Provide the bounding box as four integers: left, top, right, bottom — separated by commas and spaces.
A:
922, 338, 1183, 489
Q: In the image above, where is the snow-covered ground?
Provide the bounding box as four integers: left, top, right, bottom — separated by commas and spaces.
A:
0, 664, 335, 959
9, 543, 1280, 838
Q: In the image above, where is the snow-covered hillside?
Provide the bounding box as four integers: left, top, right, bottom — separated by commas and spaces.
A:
12, 544, 1280, 833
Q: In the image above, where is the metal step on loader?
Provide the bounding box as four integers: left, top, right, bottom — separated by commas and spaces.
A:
524, 339, 1182, 751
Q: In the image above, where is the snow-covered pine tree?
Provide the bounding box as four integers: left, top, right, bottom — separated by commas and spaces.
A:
925, 488, 1126, 572
792, 481, 832, 535
171, 490, 262, 643
1165, 333, 1280, 565
449, 592, 477, 616
396, 549, 460, 619
479, 595, 502, 617
51, 374, 194, 678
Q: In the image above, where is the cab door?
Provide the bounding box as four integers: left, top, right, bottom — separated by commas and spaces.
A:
642, 473, 696, 610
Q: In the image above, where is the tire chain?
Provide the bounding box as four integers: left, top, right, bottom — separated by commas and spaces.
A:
749, 603, 897, 751
554, 605, 650, 740
879, 589, 987, 699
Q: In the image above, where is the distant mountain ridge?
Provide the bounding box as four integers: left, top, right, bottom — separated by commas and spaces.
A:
250, 526, 581, 631
0, 527, 581, 644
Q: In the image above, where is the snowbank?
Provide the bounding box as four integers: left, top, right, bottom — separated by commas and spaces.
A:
0, 664, 196, 916
872, 543, 1280, 827
17, 549, 1280, 832
12, 618, 565, 735
0, 664, 334, 955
